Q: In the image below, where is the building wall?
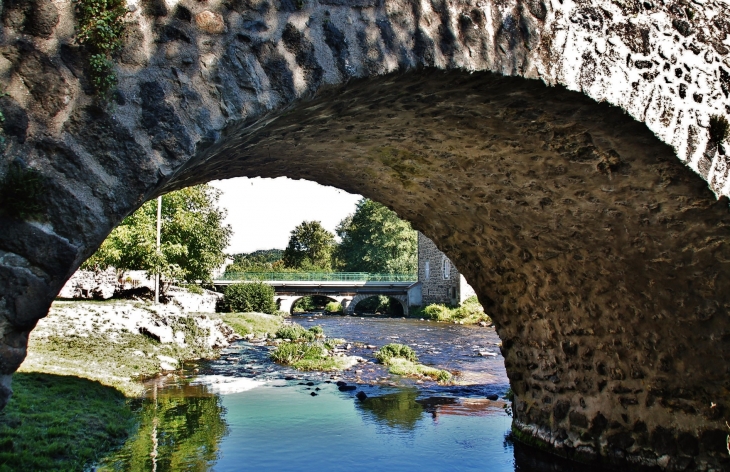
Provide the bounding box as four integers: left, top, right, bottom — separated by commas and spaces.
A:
417, 232, 462, 306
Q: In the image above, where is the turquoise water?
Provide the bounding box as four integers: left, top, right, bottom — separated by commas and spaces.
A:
216, 382, 515, 471
97, 317, 601, 471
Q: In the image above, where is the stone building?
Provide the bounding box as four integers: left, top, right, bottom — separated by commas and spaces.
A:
417, 233, 476, 306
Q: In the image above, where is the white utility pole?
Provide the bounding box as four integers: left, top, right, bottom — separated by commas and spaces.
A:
155, 196, 162, 304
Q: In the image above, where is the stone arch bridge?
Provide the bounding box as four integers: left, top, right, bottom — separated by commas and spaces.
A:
212, 273, 418, 314
1, 0, 730, 469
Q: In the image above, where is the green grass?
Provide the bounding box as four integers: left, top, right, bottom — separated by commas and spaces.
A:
375, 343, 418, 363
375, 343, 451, 383
385, 358, 452, 383
270, 341, 350, 371
274, 323, 323, 342
0, 373, 135, 471
218, 312, 285, 338
413, 296, 492, 325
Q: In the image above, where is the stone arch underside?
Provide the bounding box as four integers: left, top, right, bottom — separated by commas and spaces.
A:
1, 0, 730, 470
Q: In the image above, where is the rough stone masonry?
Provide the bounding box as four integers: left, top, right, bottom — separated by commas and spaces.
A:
1, 0, 730, 470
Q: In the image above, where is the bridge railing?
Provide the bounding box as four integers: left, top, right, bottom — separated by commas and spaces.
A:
216, 272, 417, 282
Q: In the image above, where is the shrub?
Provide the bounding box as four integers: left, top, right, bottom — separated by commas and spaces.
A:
275, 324, 307, 341
375, 343, 418, 364
324, 301, 343, 313
220, 282, 276, 314
274, 323, 323, 341
270, 342, 324, 364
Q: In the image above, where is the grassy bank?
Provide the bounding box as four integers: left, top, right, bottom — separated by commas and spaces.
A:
0, 373, 135, 471
216, 312, 285, 338
375, 343, 452, 383
20, 300, 231, 396
413, 296, 491, 325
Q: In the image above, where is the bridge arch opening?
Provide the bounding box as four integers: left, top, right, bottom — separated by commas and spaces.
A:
3, 68, 729, 469
290, 295, 338, 314
352, 295, 405, 317
1, 1, 729, 464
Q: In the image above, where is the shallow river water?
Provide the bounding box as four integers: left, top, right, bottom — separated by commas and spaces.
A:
96, 315, 601, 472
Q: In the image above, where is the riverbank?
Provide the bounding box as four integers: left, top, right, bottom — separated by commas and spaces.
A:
19, 300, 245, 396
1, 299, 285, 471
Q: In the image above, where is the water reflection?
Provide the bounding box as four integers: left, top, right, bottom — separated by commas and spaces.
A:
98, 382, 228, 472
356, 389, 424, 431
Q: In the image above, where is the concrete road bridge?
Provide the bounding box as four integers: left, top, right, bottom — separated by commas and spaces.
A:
2, 0, 730, 469
213, 273, 420, 314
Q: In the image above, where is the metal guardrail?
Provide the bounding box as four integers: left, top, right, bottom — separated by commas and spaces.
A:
216, 272, 417, 282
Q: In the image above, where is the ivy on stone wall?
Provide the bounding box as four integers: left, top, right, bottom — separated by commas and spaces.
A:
73, 0, 127, 97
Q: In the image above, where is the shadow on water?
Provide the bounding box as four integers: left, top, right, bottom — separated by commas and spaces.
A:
97, 382, 228, 471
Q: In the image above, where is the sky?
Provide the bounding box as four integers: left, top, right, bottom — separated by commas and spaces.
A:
209, 177, 362, 255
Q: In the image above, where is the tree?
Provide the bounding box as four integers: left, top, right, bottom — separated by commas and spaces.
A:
225, 249, 285, 273
82, 185, 232, 283
282, 221, 335, 270
335, 199, 417, 274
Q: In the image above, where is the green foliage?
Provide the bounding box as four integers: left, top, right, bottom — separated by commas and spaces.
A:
355, 295, 402, 315
270, 340, 348, 371
375, 343, 418, 364
384, 357, 452, 383
0, 373, 134, 471
226, 249, 285, 273
335, 199, 417, 274
0, 163, 45, 220
414, 296, 491, 325
74, 0, 127, 97
325, 301, 343, 313
292, 295, 332, 313
220, 282, 276, 314
283, 221, 335, 270
219, 312, 285, 338
709, 115, 730, 145
83, 185, 232, 283
274, 323, 322, 342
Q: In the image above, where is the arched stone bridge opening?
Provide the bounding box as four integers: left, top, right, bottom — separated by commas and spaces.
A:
1, 0, 729, 469
350, 294, 407, 316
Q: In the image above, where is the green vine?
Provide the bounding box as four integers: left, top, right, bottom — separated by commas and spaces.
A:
0, 162, 46, 220
73, 0, 127, 98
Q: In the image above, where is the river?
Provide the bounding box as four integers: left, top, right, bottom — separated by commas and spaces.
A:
96, 315, 601, 472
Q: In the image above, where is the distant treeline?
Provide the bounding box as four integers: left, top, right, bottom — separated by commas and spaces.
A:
225, 199, 417, 275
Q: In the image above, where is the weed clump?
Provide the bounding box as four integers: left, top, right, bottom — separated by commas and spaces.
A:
375, 343, 418, 363
74, 0, 127, 97
375, 343, 451, 383
271, 324, 350, 370
275, 323, 322, 342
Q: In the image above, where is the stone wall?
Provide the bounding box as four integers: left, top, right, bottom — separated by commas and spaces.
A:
418, 232, 461, 305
